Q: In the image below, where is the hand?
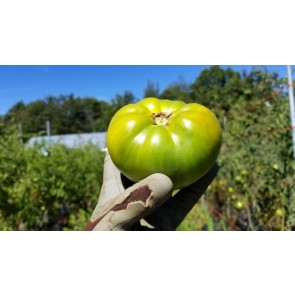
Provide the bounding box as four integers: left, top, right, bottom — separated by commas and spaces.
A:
85, 151, 218, 231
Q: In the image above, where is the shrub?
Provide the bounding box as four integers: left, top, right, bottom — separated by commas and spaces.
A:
0, 128, 104, 230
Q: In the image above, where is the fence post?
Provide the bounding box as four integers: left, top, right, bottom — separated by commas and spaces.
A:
46, 120, 51, 141
287, 65, 295, 160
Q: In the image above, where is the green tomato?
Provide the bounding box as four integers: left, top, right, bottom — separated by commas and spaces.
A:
106, 97, 222, 189
275, 208, 284, 217
234, 201, 244, 210
234, 175, 243, 184
272, 164, 280, 171
230, 194, 237, 201
240, 169, 248, 176
228, 187, 235, 193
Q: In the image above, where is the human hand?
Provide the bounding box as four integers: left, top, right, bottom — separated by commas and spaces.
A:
85, 151, 218, 231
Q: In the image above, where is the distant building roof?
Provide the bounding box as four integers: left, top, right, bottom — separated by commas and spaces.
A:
26, 132, 107, 150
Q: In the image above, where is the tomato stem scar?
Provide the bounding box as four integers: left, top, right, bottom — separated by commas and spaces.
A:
152, 112, 172, 126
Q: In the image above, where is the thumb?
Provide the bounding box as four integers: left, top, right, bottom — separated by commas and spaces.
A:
96, 150, 125, 207
85, 173, 173, 231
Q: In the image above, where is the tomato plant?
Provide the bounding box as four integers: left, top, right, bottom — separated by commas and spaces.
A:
106, 97, 222, 189
0, 126, 104, 230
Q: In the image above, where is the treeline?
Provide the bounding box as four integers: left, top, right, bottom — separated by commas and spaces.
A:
3, 92, 136, 137
2, 66, 287, 140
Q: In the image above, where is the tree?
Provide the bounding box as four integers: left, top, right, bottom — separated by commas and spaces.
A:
189, 66, 248, 111
144, 81, 160, 98
94, 100, 113, 131
111, 91, 136, 112
160, 76, 190, 102
4, 94, 116, 136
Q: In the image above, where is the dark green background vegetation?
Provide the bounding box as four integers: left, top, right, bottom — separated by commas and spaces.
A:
1, 66, 294, 230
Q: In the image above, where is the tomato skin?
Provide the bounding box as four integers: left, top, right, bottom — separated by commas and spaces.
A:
106, 97, 222, 189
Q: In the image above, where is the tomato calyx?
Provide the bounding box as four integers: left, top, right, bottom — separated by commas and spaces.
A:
152, 112, 172, 126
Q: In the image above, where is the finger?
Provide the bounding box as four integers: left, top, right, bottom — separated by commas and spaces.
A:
96, 150, 125, 207
143, 164, 219, 230
85, 173, 173, 231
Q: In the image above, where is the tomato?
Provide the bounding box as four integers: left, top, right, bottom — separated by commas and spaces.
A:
272, 164, 280, 171
228, 187, 235, 193
240, 169, 248, 176
234, 201, 244, 210
106, 97, 222, 189
275, 208, 284, 217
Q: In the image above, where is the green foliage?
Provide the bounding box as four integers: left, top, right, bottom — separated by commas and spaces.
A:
144, 81, 160, 98
177, 199, 215, 231
111, 91, 136, 112
159, 76, 191, 102
3, 93, 128, 137
189, 65, 244, 110
188, 66, 283, 112
178, 68, 295, 231
0, 127, 104, 230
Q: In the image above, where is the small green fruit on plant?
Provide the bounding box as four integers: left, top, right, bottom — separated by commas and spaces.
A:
107, 97, 222, 189
275, 208, 284, 217
240, 169, 248, 176
272, 164, 280, 171
234, 175, 243, 184
234, 201, 244, 210
228, 187, 235, 193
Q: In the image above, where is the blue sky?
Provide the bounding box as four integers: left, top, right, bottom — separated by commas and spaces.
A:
0, 65, 289, 115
